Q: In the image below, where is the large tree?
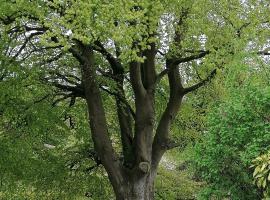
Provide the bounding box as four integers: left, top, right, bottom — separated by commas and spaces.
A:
1, 0, 269, 199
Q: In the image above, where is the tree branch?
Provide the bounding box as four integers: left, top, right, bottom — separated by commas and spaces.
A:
93, 41, 123, 74
69, 47, 85, 64
141, 42, 157, 91
12, 31, 44, 59
78, 43, 125, 195
52, 93, 74, 106
130, 61, 146, 97
100, 86, 135, 119
152, 10, 191, 171
94, 41, 135, 166
173, 50, 210, 65
183, 69, 217, 94
45, 79, 85, 98
156, 50, 210, 83
258, 50, 270, 56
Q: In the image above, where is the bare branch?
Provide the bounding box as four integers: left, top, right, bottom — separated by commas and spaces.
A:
52, 93, 73, 106
51, 71, 81, 86
100, 86, 135, 119
41, 52, 63, 64
156, 50, 210, 83
156, 68, 169, 83
258, 50, 270, 56
157, 50, 165, 56
173, 50, 210, 66
12, 31, 44, 59
93, 41, 123, 73
44, 78, 85, 98
33, 94, 51, 104
183, 69, 217, 95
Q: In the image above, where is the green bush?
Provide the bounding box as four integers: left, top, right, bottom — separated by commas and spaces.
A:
195, 85, 270, 200
251, 150, 270, 199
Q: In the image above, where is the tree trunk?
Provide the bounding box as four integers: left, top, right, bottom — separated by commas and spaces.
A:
115, 171, 156, 200
79, 43, 158, 200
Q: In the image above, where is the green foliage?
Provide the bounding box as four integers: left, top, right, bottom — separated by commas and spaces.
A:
195, 82, 270, 199
251, 151, 270, 199
0, 65, 112, 199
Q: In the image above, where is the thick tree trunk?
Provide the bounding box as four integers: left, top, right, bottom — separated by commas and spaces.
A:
115, 172, 156, 200
79, 43, 158, 200
71, 10, 212, 199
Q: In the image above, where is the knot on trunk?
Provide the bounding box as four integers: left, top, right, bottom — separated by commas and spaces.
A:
139, 162, 150, 173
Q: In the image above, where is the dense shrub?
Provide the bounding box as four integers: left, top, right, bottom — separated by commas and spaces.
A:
195, 85, 270, 200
